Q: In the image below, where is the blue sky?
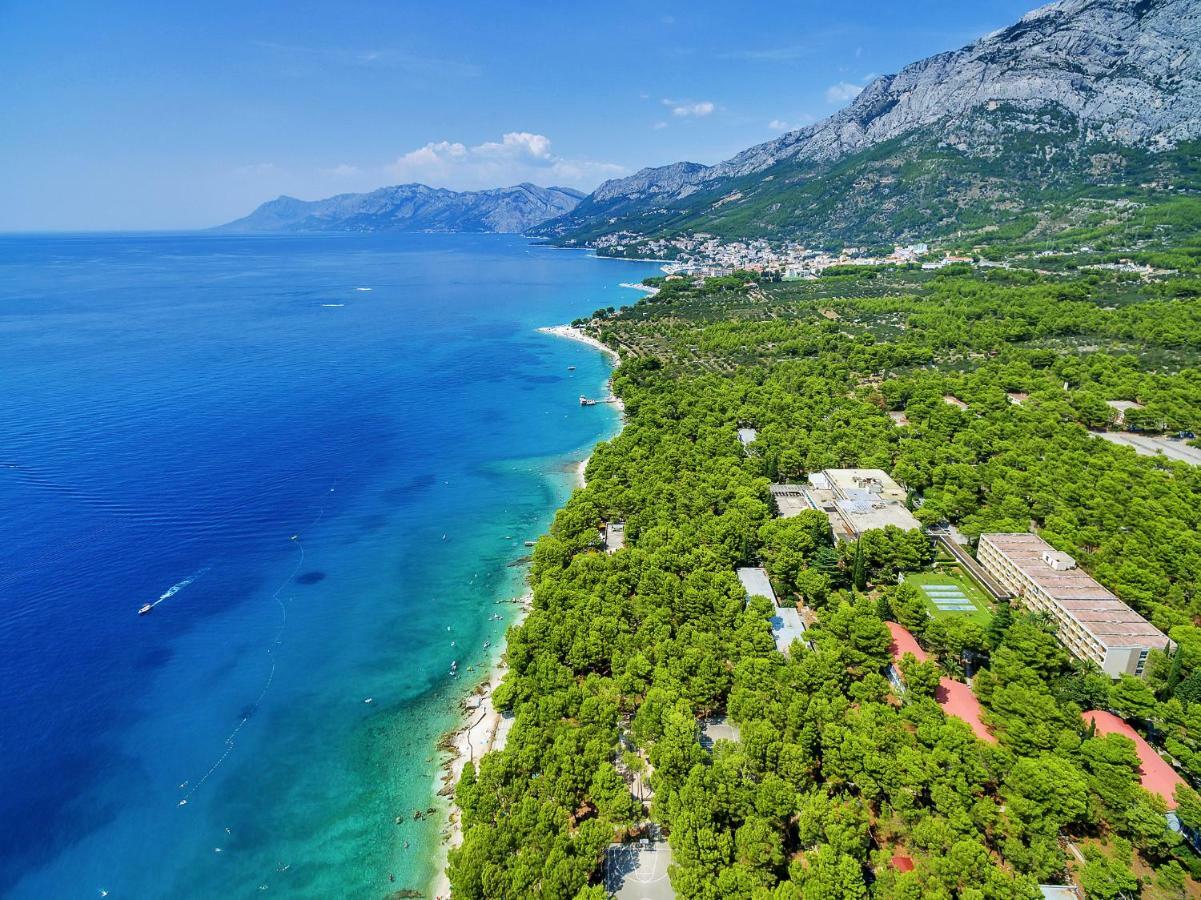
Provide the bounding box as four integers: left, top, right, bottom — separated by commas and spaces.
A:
0, 0, 1038, 230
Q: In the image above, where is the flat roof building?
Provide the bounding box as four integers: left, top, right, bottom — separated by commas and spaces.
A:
770, 607, 806, 655
978, 533, 1170, 678
603, 522, 626, 554
769, 483, 812, 518
736, 567, 777, 605
801, 468, 921, 540
737, 566, 808, 654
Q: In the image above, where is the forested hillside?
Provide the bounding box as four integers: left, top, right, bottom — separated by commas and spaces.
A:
548, 124, 1201, 262
449, 265, 1201, 898
534, 0, 1201, 256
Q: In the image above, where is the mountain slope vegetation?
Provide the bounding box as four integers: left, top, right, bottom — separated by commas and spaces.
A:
534, 0, 1201, 252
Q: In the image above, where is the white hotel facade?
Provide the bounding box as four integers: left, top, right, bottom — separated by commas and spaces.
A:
977, 533, 1170, 677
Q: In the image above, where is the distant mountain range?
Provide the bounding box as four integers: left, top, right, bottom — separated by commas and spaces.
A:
534, 0, 1201, 251
218, 182, 584, 234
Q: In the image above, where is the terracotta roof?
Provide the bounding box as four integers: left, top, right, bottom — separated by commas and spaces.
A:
889, 622, 995, 744
936, 677, 997, 744
891, 855, 915, 872
1082, 710, 1185, 809
887, 621, 929, 663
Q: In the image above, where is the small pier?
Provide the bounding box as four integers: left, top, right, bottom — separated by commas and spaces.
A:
580, 395, 620, 406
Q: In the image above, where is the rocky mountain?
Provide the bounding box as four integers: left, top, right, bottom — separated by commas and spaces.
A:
218, 182, 584, 234
536, 0, 1201, 249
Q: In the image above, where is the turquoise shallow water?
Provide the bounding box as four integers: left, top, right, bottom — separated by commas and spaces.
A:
0, 233, 659, 898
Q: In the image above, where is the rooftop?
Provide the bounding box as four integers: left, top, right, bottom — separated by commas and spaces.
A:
769, 483, 813, 519
604, 522, 626, 553
771, 606, 806, 654
982, 534, 1169, 649
888, 623, 995, 744
804, 469, 920, 538
1082, 710, 1185, 809
824, 468, 908, 504
1038, 887, 1080, 900
736, 567, 777, 605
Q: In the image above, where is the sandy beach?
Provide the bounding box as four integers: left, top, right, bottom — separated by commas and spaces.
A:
619, 281, 660, 297
537, 324, 619, 362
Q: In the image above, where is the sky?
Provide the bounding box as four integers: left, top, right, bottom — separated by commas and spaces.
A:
0, 0, 1040, 231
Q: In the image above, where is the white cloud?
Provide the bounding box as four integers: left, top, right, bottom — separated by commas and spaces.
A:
825, 81, 865, 104
323, 163, 361, 178
663, 99, 715, 118
652, 121, 669, 130
384, 132, 623, 190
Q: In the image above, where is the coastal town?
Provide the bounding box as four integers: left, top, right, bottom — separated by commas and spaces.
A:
589, 230, 1168, 282
592, 230, 974, 278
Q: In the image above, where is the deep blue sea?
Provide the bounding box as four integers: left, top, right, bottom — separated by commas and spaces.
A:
0, 232, 659, 898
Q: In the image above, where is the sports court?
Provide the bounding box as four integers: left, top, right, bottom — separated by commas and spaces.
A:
604, 839, 674, 900
905, 570, 991, 626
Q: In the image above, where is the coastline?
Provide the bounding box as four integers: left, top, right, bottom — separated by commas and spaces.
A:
429, 323, 625, 898
428, 594, 531, 900
537, 323, 619, 362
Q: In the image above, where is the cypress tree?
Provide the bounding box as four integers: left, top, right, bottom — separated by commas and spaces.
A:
852, 539, 867, 591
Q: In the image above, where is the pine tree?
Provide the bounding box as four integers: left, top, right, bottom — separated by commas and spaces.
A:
987, 601, 1014, 649
1165, 646, 1183, 697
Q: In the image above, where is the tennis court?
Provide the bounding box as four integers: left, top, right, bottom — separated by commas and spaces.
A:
904, 570, 991, 626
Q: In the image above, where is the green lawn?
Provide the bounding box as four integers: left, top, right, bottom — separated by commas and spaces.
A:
904, 568, 993, 628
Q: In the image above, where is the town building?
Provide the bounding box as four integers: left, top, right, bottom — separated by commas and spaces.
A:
800, 468, 921, 540
977, 533, 1170, 677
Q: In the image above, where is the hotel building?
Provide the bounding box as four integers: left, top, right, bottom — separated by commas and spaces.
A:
977, 533, 1170, 677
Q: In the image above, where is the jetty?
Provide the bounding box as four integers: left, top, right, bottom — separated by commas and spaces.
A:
580, 395, 620, 406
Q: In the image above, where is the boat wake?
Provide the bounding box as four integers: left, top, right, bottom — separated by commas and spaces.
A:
142, 566, 211, 613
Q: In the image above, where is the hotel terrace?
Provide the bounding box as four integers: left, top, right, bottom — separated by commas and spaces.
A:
977, 533, 1170, 677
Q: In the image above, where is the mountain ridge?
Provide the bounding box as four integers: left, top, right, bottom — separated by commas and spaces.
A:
535, 0, 1201, 249
218, 182, 585, 234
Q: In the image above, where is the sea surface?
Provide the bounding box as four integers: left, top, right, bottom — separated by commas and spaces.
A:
0, 232, 659, 898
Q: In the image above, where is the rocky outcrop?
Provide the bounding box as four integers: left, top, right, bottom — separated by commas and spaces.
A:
540, 0, 1200, 237
218, 182, 584, 234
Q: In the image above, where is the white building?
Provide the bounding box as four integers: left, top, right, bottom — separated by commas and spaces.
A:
977, 533, 1171, 677
801, 468, 921, 541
